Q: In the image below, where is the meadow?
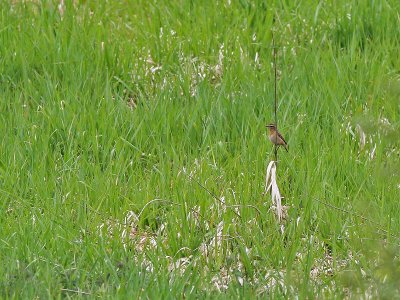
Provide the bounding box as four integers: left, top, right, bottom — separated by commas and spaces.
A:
1, 0, 400, 298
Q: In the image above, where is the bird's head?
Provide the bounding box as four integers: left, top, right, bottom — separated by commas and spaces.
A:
266, 123, 277, 132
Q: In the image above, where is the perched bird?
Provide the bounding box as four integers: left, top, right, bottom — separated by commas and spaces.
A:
266, 123, 288, 152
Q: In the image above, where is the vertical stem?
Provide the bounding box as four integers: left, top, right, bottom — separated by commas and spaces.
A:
273, 34, 278, 163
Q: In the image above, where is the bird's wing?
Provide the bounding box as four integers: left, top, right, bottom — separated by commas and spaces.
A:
278, 132, 288, 145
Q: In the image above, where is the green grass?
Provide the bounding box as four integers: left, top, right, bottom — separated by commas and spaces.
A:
1, 0, 400, 298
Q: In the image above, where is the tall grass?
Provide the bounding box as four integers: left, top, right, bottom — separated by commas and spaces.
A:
1, 0, 400, 298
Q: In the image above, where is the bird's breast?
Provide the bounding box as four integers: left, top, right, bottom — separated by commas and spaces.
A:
268, 133, 277, 143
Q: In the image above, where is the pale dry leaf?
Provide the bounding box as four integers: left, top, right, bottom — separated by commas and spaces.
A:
265, 161, 284, 221
356, 124, 366, 149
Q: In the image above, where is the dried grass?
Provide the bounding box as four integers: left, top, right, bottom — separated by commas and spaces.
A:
265, 161, 284, 222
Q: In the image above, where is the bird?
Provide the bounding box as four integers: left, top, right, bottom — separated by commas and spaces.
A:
266, 123, 288, 152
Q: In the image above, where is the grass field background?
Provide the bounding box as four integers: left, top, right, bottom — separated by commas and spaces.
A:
1, 0, 400, 298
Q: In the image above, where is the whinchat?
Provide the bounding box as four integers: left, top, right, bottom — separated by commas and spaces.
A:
266, 124, 288, 152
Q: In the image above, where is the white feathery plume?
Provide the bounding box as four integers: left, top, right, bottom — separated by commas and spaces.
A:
265, 161, 283, 221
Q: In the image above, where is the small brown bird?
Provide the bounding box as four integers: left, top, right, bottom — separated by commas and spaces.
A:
266, 123, 288, 152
